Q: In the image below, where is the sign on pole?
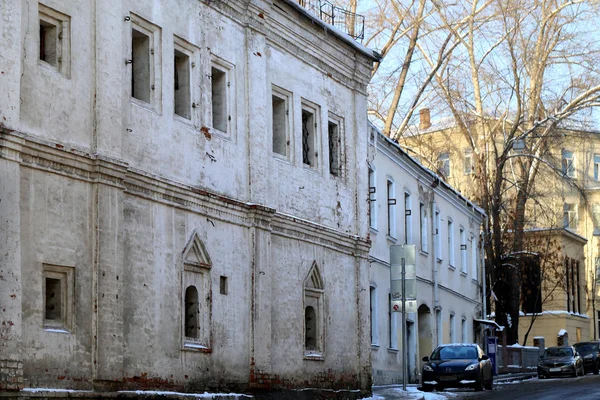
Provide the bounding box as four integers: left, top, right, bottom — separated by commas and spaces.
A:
390, 244, 417, 312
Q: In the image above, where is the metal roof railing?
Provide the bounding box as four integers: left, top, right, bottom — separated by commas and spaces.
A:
297, 0, 365, 41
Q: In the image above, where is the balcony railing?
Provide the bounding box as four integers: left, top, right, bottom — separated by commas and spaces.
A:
297, 0, 365, 41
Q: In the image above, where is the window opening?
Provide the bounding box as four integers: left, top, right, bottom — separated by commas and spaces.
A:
211, 67, 228, 132
39, 21, 57, 66
305, 306, 317, 350
302, 108, 316, 166
369, 168, 377, 229
132, 28, 151, 102
562, 149, 575, 178
387, 180, 396, 237
448, 220, 455, 266
464, 148, 473, 175
460, 228, 467, 274
174, 48, 191, 119
45, 278, 61, 321
404, 193, 412, 244
420, 203, 428, 252
219, 276, 228, 295
272, 93, 288, 155
437, 153, 450, 179
184, 286, 199, 338
594, 154, 600, 181
564, 203, 577, 229
370, 286, 377, 344
328, 121, 340, 176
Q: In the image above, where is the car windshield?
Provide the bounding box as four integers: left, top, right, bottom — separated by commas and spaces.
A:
431, 346, 478, 360
574, 344, 596, 355
543, 348, 573, 358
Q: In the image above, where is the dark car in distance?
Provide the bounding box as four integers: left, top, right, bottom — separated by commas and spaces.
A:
537, 346, 584, 378
573, 342, 600, 374
421, 344, 493, 392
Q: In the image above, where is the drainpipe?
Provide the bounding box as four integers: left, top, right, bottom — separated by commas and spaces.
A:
432, 196, 439, 346
481, 214, 488, 320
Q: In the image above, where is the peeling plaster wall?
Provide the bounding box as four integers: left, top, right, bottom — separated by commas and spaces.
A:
1, 0, 375, 395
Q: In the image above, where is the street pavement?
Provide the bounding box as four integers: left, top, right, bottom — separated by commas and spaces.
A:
368, 373, 600, 399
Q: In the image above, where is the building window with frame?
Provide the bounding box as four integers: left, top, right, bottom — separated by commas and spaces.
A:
404, 192, 412, 244
129, 13, 161, 110
210, 57, 234, 135
461, 317, 467, 342
460, 227, 467, 274
42, 264, 75, 332
436, 309, 443, 346
437, 153, 450, 179
369, 167, 377, 230
594, 154, 600, 181
471, 233, 478, 279
420, 202, 428, 253
448, 219, 455, 267
328, 115, 344, 177
272, 86, 291, 157
301, 101, 319, 167
449, 313, 455, 343
594, 204, 600, 235
370, 285, 378, 345
464, 148, 473, 175
564, 203, 577, 230
38, 4, 71, 77
304, 262, 325, 359
173, 36, 198, 121
182, 231, 212, 351
435, 209, 441, 261
562, 149, 575, 178
387, 179, 396, 238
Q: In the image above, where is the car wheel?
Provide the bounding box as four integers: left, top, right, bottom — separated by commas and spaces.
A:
474, 373, 484, 391
421, 384, 433, 392
484, 376, 493, 390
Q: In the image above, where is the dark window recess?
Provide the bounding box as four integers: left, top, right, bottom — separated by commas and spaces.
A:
45, 277, 61, 320
521, 255, 542, 314
174, 49, 191, 119
219, 276, 228, 295
305, 305, 316, 350
328, 122, 340, 176
302, 109, 315, 166
272, 95, 287, 155
184, 285, 199, 338
131, 28, 150, 102
211, 67, 228, 132
39, 21, 58, 66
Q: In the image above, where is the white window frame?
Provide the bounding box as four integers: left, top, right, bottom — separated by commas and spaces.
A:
562, 149, 575, 178
327, 113, 344, 179
387, 178, 396, 238
369, 167, 377, 230
38, 4, 71, 78
464, 148, 473, 175
173, 35, 199, 123
271, 85, 292, 159
438, 153, 451, 178
435, 209, 442, 262
471, 233, 478, 279
594, 154, 600, 181
564, 203, 578, 230
209, 55, 235, 136
42, 264, 75, 332
420, 202, 428, 253
404, 191, 412, 244
300, 99, 320, 169
129, 13, 162, 112
460, 227, 467, 274
448, 218, 455, 268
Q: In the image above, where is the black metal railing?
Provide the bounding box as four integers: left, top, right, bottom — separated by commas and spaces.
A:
297, 0, 365, 41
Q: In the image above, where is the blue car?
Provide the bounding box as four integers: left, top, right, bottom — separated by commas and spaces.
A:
421, 343, 493, 392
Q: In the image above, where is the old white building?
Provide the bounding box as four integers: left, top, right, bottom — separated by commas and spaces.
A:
0, 0, 379, 395
367, 125, 486, 384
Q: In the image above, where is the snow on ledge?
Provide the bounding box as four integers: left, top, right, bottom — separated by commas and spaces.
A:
119, 391, 251, 398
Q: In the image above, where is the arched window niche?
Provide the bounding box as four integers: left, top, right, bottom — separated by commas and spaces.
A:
303, 261, 325, 360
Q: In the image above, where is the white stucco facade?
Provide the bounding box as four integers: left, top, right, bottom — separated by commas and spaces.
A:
0, 0, 378, 395
367, 125, 485, 384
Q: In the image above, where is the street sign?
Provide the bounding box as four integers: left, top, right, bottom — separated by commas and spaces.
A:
390, 244, 417, 313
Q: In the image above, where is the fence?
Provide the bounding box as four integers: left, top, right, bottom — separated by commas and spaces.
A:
496, 344, 540, 374
296, 0, 365, 40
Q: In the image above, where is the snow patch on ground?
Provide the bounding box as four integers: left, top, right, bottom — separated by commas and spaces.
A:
119, 391, 251, 398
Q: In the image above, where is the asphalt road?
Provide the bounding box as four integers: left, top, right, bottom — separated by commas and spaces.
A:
440, 374, 600, 399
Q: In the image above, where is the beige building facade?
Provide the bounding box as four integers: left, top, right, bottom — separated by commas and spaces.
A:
0, 0, 378, 395
368, 125, 485, 384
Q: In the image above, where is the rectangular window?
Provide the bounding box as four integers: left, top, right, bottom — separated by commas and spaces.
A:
130, 14, 160, 109
449, 313, 455, 343
448, 220, 455, 267
564, 203, 577, 230
272, 87, 290, 157
387, 180, 396, 238
435, 210, 441, 261
211, 67, 228, 133
404, 193, 412, 244
420, 203, 428, 253
461, 318, 467, 342
174, 48, 191, 119
219, 276, 228, 295
471, 234, 478, 279
464, 148, 473, 175
593, 204, 600, 235
437, 153, 450, 179
562, 149, 575, 178
301, 102, 319, 167
38, 4, 70, 77
436, 309, 442, 346
369, 169, 377, 230
594, 154, 600, 181
370, 286, 378, 345
460, 228, 467, 274
42, 264, 74, 331
328, 120, 341, 177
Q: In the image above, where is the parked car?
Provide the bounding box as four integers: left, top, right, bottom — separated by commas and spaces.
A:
421, 343, 493, 392
537, 346, 584, 378
573, 341, 600, 374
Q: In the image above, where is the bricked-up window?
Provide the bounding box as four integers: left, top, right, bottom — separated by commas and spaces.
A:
132, 28, 151, 103
301, 102, 319, 167
272, 87, 290, 156
174, 48, 191, 119
184, 285, 199, 338
182, 231, 212, 350
328, 120, 341, 176
38, 4, 70, 77
211, 67, 228, 132
304, 262, 324, 359
42, 264, 74, 331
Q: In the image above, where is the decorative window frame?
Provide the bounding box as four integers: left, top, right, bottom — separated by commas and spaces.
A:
300, 99, 321, 170
172, 35, 200, 124
327, 112, 345, 180
38, 3, 71, 78
303, 262, 325, 360
42, 264, 75, 332
209, 54, 235, 137
181, 231, 212, 352
271, 84, 293, 160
